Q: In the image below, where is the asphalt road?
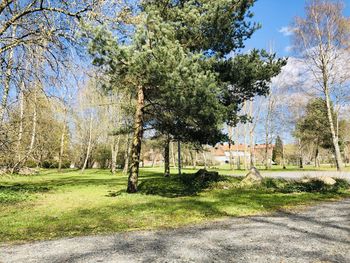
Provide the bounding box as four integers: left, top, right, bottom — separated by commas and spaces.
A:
1, 199, 349, 263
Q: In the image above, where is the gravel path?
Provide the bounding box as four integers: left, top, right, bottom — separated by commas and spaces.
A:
1, 199, 349, 263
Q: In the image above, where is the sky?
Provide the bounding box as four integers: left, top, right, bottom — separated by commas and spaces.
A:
244, 0, 350, 57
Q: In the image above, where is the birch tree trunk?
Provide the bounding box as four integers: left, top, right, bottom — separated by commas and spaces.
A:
58, 109, 67, 172
16, 83, 25, 163
81, 112, 93, 173
325, 88, 344, 170
123, 133, 131, 174
0, 26, 15, 125
11, 88, 37, 173
127, 86, 144, 193
111, 135, 120, 175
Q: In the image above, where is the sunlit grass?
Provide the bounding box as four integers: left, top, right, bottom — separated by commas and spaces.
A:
0, 168, 349, 244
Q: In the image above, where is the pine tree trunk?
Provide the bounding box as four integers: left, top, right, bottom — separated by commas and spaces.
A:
164, 136, 170, 177
194, 151, 197, 169
127, 86, 144, 193
177, 140, 181, 175
171, 142, 176, 167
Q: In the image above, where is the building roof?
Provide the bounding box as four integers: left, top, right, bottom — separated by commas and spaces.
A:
210, 144, 274, 157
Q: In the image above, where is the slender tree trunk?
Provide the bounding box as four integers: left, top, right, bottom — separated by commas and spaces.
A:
177, 140, 181, 175
228, 126, 234, 170
16, 85, 24, 163
171, 142, 176, 167
111, 139, 116, 174
127, 86, 144, 193
151, 151, 157, 167
0, 27, 15, 126
314, 144, 319, 168
111, 135, 120, 175
243, 106, 248, 170
11, 88, 37, 173
249, 101, 255, 168
202, 151, 207, 170
123, 133, 131, 174
190, 150, 198, 169
324, 88, 343, 171
282, 143, 286, 169
81, 112, 93, 173
58, 109, 67, 172
164, 136, 170, 177
298, 138, 304, 169
235, 128, 241, 170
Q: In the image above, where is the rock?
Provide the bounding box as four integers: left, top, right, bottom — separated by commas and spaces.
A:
18, 167, 39, 176
241, 167, 263, 186
314, 176, 336, 186
300, 177, 311, 184
193, 169, 220, 182
195, 169, 219, 177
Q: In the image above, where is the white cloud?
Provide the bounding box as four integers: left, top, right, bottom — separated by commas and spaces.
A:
279, 26, 295, 36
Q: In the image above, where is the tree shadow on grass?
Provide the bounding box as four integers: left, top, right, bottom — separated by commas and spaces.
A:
137, 173, 227, 198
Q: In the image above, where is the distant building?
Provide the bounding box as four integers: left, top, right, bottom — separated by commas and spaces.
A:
210, 143, 274, 165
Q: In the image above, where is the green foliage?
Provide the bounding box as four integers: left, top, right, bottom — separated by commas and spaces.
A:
0, 184, 50, 204
93, 145, 112, 169
139, 170, 225, 197
41, 160, 70, 169
295, 98, 336, 150
142, 0, 259, 56
87, 1, 286, 147
262, 178, 349, 193
272, 136, 283, 164
215, 50, 287, 125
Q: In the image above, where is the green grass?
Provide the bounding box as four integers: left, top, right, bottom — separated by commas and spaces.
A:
0, 168, 349, 244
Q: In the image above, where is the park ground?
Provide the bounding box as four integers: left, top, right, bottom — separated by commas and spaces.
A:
1, 199, 349, 262
0, 166, 349, 244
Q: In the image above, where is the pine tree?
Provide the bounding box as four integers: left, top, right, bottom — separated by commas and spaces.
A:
272, 136, 283, 165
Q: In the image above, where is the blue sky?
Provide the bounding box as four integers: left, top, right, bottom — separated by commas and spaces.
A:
244, 0, 350, 57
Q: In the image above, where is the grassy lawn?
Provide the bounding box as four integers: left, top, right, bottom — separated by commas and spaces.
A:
0, 168, 349, 244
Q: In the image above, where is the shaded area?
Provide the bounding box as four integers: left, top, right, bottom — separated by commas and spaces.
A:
1, 199, 349, 263
138, 170, 227, 197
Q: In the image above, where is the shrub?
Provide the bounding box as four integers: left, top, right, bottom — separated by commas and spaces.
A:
261, 177, 349, 193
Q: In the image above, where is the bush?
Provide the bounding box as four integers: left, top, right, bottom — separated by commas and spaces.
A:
138, 169, 226, 197
262, 178, 349, 193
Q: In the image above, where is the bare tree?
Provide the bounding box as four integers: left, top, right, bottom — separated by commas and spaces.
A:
293, 0, 350, 170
